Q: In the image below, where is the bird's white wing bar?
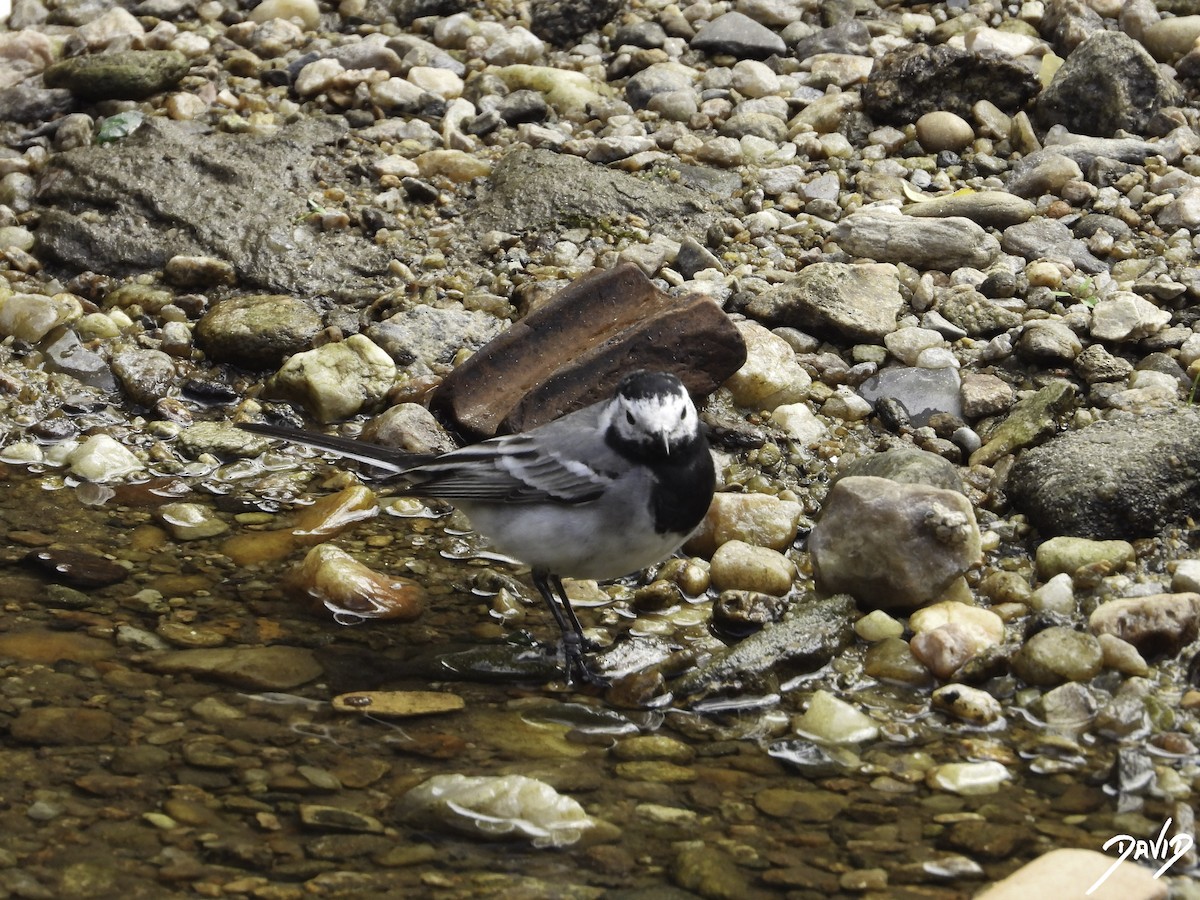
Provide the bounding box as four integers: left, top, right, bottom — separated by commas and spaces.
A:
405, 437, 613, 504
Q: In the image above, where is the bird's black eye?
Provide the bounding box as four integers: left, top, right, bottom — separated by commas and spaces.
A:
626, 410, 636, 424
680, 408, 688, 421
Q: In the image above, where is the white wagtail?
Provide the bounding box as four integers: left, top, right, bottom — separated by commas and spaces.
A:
239, 370, 716, 684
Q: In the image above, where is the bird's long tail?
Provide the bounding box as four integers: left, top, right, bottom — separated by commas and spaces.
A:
238, 422, 435, 477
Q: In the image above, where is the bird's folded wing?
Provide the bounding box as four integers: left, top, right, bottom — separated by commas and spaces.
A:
403, 435, 614, 504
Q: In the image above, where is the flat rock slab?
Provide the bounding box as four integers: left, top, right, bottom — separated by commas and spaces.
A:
430, 262, 747, 438
332, 690, 465, 717
36, 116, 392, 300
468, 146, 721, 243
138, 645, 324, 690
673, 594, 855, 697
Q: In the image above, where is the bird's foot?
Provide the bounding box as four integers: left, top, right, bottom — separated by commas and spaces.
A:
561, 639, 610, 688
566, 655, 611, 688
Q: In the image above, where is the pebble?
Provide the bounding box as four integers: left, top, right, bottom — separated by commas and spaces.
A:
685, 491, 802, 556
398, 774, 595, 847
249, 0, 320, 30
1089, 593, 1200, 657
299, 804, 385, 834
885, 326, 945, 366
611, 735, 695, 764
730, 59, 779, 98
911, 601, 1004, 642
163, 254, 237, 288
1027, 573, 1075, 616
195, 294, 321, 368
926, 761, 1010, 796
833, 208, 1001, 272
708, 540, 795, 595
222, 484, 377, 566
854, 609, 904, 642
712, 589, 785, 631
0, 292, 80, 342
1171, 558, 1200, 593
859, 366, 963, 427
793, 690, 879, 745
1096, 633, 1149, 677
1011, 626, 1103, 686
157, 502, 230, 540
407, 66, 463, 99
910, 622, 994, 680
0, 225, 34, 251
44, 50, 190, 101
865, 637, 935, 686
915, 111, 974, 152
770, 402, 828, 446
1017, 321, 1081, 362
723, 320, 812, 409
752, 261, 904, 343
673, 843, 771, 900
932, 684, 1002, 725
1035, 536, 1135, 580
265, 334, 396, 422
112, 348, 175, 409
903, 191, 1036, 228
332, 691, 463, 717
1089, 292, 1172, 342
494, 65, 604, 118
292, 543, 424, 622
483, 26, 544, 66
691, 12, 786, 58
67, 434, 145, 481
415, 148, 492, 181
1039, 682, 1098, 731
0, 628, 114, 663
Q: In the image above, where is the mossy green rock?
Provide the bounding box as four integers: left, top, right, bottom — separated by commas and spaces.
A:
43, 50, 190, 101
1035, 535, 1135, 580
196, 294, 322, 369
1012, 626, 1103, 686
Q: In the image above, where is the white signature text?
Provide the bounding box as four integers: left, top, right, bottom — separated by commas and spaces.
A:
1086, 818, 1193, 895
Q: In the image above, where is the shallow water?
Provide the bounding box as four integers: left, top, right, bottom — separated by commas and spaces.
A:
0, 461, 1196, 900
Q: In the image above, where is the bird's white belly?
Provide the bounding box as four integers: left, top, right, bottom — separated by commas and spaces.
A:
457, 500, 687, 581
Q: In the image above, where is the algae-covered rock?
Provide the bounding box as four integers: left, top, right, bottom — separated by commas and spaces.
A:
43, 50, 190, 100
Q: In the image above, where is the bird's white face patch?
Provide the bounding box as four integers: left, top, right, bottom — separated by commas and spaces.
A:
612, 384, 699, 455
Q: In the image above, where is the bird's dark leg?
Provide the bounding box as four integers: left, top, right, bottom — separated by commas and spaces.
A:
531, 570, 608, 686
549, 574, 596, 651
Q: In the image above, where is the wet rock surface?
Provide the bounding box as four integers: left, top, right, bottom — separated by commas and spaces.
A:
36, 116, 393, 298
0, 0, 1198, 897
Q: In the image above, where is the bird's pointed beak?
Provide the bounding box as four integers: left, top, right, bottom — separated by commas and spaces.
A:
661, 433, 672, 455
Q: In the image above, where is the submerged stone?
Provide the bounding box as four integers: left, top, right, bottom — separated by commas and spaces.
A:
397, 773, 596, 847
290, 543, 425, 623
140, 646, 324, 689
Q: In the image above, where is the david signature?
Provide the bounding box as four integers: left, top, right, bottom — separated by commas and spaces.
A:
1086, 818, 1194, 894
